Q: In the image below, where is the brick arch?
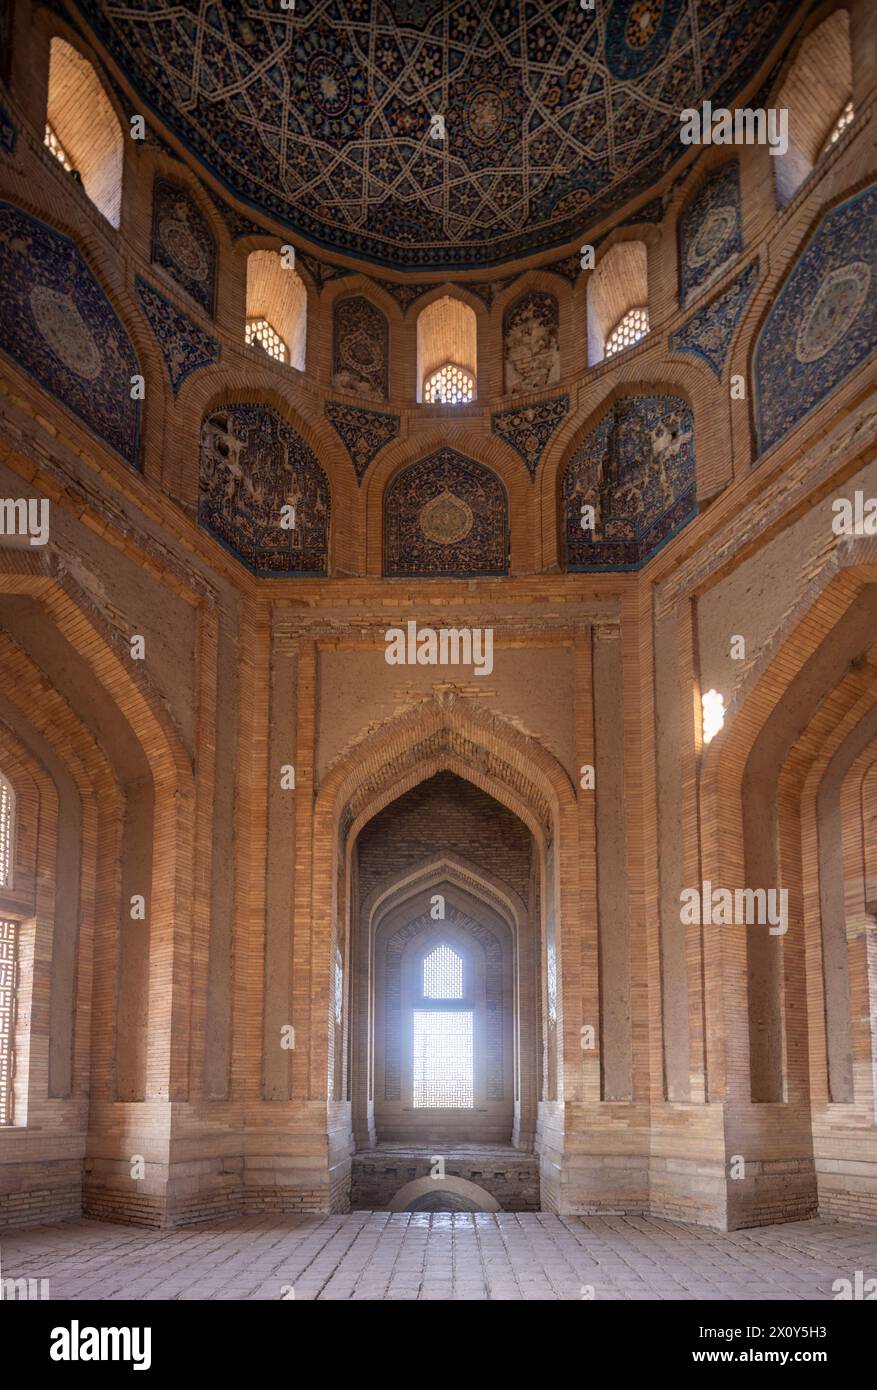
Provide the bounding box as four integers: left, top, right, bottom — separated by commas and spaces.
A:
790, 651, 877, 1115
698, 554, 877, 1105
0, 552, 195, 1105
351, 854, 539, 1152
308, 692, 576, 1105
362, 852, 528, 942
387, 1175, 500, 1212
323, 273, 401, 323
0, 651, 114, 1129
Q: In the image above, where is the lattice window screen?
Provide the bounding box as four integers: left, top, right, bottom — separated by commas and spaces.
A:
423, 943, 463, 999
0, 919, 18, 1125
413, 1009, 473, 1109
0, 774, 13, 888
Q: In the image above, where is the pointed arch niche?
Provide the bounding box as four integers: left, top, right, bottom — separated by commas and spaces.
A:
313, 694, 576, 1196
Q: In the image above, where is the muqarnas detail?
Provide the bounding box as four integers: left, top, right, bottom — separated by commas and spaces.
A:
325, 401, 400, 483
150, 177, 217, 317
135, 276, 220, 392
754, 183, 877, 456
332, 295, 389, 401
678, 161, 742, 304
0, 202, 140, 465
669, 259, 759, 378
503, 291, 560, 393
492, 395, 569, 478
199, 404, 330, 576
384, 448, 508, 577
563, 394, 695, 571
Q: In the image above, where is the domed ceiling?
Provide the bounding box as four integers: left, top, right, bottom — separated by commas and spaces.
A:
72, 0, 799, 271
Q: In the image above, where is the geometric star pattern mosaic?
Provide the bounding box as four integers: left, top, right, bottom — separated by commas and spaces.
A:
563, 394, 696, 571
753, 182, 877, 456
71, 0, 793, 271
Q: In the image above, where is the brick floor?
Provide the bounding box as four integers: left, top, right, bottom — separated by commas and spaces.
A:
1, 1213, 876, 1301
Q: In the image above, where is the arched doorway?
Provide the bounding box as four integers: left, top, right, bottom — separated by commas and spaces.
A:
313, 692, 577, 1213
350, 773, 540, 1154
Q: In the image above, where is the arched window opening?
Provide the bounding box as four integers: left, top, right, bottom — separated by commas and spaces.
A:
423, 362, 474, 405
820, 99, 854, 157
0, 919, 17, 1125
0, 773, 13, 889
423, 943, 463, 999
772, 10, 852, 207
45, 38, 123, 227
417, 297, 477, 403
605, 305, 649, 359
413, 944, 473, 1109
586, 240, 648, 366
245, 250, 307, 371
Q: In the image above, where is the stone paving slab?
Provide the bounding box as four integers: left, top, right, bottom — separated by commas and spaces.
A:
1, 1213, 876, 1301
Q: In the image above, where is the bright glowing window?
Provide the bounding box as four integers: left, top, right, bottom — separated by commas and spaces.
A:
413, 1009, 473, 1108
44, 122, 74, 173
423, 943, 463, 1000
0, 775, 13, 889
605, 306, 649, 359
423, 363, 475, 405
821, 99, 854, 156
0, 919, 17, 1125
246, 316, 288, 363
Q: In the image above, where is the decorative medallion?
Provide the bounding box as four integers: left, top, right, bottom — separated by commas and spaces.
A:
150, 177, 216, 317
419, 489, 474, 545
333, 295, 389, 400
754, 183, 877, 455
678, 161, 742, 303
384, 448, 508, 577
794, 262, 870, 364
0, 201, 140, 465
28, 286, 103, 379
